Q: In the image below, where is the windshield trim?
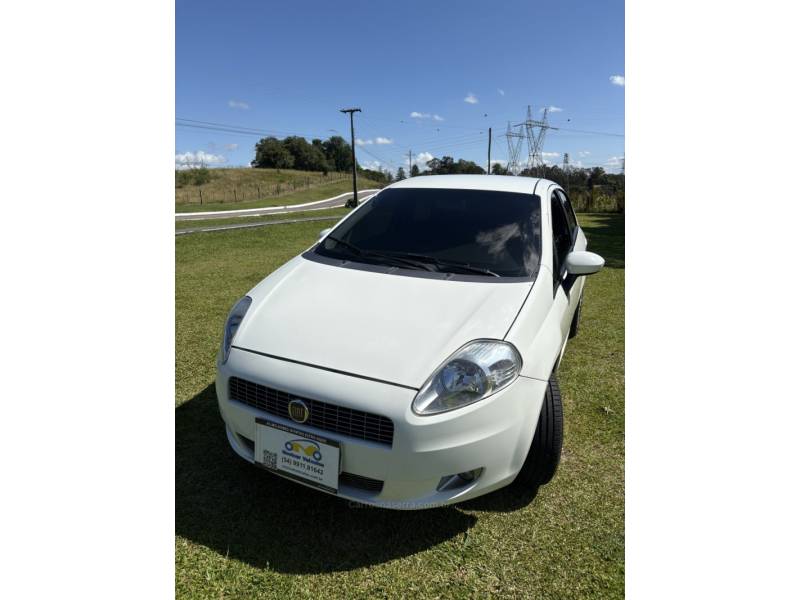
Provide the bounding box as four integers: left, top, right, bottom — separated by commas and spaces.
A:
302, 246, 539, 284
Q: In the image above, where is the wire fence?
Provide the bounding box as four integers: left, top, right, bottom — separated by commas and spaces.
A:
175, 172, 352, 205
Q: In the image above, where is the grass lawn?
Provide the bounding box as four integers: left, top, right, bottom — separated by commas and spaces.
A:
176, 176, 382, 214
175, 207, 352, 231
176, 213, 624, 599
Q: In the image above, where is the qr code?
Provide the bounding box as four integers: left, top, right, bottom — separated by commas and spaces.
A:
262, 450, 277, 470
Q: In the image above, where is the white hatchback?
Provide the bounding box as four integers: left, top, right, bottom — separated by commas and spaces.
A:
216, 174, 603, 509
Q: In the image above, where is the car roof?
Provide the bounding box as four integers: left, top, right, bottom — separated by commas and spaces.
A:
386, 174, 554, 195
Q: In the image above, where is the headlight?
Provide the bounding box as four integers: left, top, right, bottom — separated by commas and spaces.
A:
412, 340, 522, 415
220, 296, 252, 364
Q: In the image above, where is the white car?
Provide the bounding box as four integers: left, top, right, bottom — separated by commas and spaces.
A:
216, 174, 603, 509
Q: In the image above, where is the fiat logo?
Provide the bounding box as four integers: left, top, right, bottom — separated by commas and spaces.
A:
288, 399, 310, 424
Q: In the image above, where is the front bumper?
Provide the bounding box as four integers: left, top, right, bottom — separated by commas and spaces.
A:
217, 347, 548, 509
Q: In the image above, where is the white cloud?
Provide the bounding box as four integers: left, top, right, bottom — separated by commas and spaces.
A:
361, 160, 387, 172
464, 92, 479, 104
227, 99, 250, 109
224, 143, 238, 151
606, 156, 624, 167
609, 75, 625, 87
175, 150, 227, 169
542, 152, 561, 158
410, 111, 444, 121
357, 137, 393, 146
414, 151, 434, 170
541, 105, 563, 113
578, 150, 591, 157
497, 89, 505, 96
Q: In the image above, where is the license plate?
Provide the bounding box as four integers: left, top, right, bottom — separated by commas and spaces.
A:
254, 418, 340, 493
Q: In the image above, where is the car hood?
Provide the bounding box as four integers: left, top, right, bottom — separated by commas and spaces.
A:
233, 255, 533, 388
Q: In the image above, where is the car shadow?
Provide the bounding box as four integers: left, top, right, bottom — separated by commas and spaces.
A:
579, 212, 625, 269
176, 384, 478, 574
459, 486, 540, 513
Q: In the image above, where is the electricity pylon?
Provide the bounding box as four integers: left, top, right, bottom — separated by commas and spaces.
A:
516, 105, 558, 176
504, 121, 525, 175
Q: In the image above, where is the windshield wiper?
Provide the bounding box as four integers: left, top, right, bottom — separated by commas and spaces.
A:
381, 252, 501, 277
324, 235, 364, 256
324, 236, 434, 272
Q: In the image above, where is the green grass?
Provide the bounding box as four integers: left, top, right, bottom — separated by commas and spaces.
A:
176, 169, 382, 213
175, 207, 352, 231
176, 213, 624, 599
176, 167, 349, 201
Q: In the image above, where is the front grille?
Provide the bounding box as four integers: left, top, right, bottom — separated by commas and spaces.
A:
238, 434, 384, 494
339, 472, 384, 493
229, 376, 394, 446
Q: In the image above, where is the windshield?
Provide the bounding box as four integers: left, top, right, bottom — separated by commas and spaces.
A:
315, 187, 541, 278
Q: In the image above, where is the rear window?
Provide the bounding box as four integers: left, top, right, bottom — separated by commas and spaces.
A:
315, 187, 542, 278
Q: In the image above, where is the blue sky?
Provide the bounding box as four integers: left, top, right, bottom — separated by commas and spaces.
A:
176, 0, 624, 173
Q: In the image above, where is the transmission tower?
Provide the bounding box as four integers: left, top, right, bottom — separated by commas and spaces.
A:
504, 121, 525, 175
562, 152, 570, 194
516, 105, 558, 176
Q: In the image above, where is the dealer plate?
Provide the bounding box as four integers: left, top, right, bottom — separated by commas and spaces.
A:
254, 418, 340, 493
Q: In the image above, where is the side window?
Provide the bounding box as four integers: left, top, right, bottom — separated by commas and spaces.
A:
556, 189, 578, 239
551, 192, 572, 278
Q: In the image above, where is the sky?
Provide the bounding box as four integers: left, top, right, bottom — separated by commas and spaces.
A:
176, 0, 624, 174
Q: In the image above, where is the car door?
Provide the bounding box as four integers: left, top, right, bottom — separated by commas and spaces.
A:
550, 188, 582, 340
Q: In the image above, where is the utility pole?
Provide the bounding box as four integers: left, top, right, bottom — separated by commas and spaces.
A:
562, 153, 570, 194
340, 107, 361, 208
487, 127, 492, 174
408, 150, 413, 176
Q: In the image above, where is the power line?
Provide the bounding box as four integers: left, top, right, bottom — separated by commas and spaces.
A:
549, 126, 624, 138
176, 120, 325, 140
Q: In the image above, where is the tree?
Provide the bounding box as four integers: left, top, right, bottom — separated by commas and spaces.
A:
410, 164, 420, 177
282, 136, 329, 171
587, 166, 607, 189
322, 136, 353, 172
396, 167, 406, 180
357, 167, 392, 185
491, 162, 508, 175
425, 155, 485, 175
252, 137, 295, 169
455, 158, 485, 174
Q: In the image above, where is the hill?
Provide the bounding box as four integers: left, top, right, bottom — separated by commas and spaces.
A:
175, 167, 384, 208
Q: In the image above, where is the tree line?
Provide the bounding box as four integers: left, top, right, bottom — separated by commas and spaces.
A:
251, 135, 397, 184
250, 134, 624, 197
252, 135, 355, 173
392, 155, 624, 195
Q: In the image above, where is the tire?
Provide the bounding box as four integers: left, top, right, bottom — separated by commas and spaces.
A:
513, 373, 564, 491
568, 295, 582, 339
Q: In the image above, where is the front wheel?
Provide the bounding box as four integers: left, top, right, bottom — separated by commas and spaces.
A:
513, 373, 564, 492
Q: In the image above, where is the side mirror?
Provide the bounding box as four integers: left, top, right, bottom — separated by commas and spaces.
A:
565, 251, 604, 276
318, 228, 332, 240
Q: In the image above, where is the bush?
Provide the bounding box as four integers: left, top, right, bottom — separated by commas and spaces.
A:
175, 167, 214, 188
570, 189, 624, 213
